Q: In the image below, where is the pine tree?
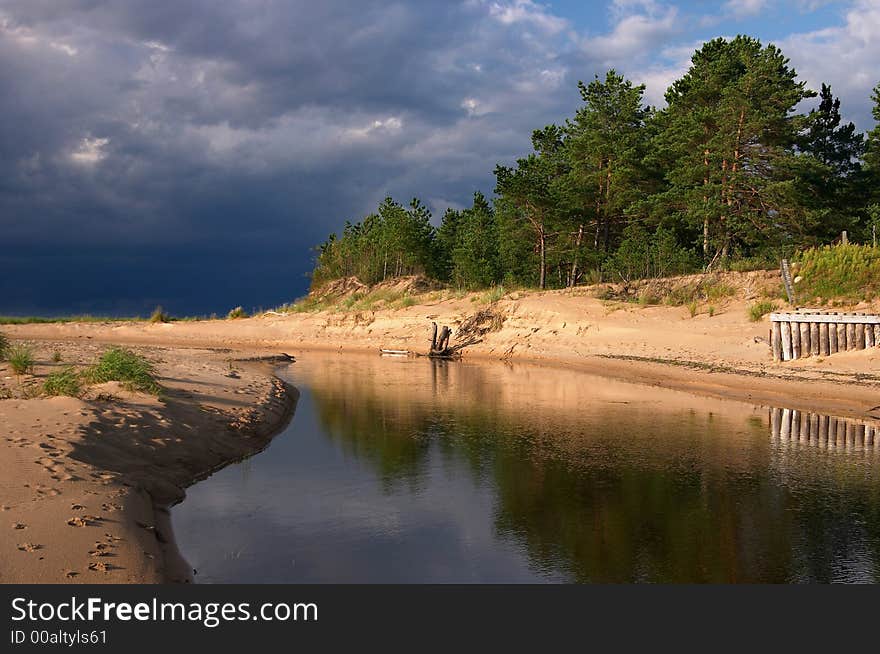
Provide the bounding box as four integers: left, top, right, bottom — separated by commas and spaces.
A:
655, 36, 814, 265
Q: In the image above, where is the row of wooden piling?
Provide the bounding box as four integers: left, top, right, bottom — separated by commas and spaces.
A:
770, 312, 880, 361
770, 408, 880, 452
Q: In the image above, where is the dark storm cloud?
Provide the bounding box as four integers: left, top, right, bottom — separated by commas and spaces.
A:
0, 1, 874, 314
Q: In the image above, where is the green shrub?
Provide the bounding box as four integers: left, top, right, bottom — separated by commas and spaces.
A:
43, 367, 82, 397
51, 350, 62, 363
0, 331, 8, 359
748, 301, 777, 322
687, 301, 699, 317
83, 347, 161, 394
7, 345, 35, 375
227, 306, 249, 320
149, 306, 170, 323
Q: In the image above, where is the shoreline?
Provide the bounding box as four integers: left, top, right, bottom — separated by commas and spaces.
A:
8, 327, 880, 419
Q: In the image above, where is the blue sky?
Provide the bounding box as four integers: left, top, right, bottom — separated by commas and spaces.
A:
0, 0, 878, 314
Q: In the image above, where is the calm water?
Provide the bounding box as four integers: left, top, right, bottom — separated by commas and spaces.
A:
172, 354, 880, 583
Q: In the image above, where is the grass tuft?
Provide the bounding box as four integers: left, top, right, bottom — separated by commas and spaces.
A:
227, 306, 249, 320
149, 306, 170, 323
0, 331, 8, 359
83, 347, 161, 394
43, 367, 82, 397
7, 345, 35, 375
748, 300, 777, 322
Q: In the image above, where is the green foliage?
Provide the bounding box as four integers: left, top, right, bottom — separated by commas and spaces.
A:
604, 225, 698, 281
443, 192, 502, 289
312, 197, 438, 288
51, 350, 63, 363
793, 244, 880, 301
0, 331, 8, 359
7, 345, 35, 375
43, 367, 82, 397
149, 306, 170, 323
227, 306, 248, 319
83, 347, 161, 394
748, 301, 777, 322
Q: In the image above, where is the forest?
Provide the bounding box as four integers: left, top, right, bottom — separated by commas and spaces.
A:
310, 37, 880, 291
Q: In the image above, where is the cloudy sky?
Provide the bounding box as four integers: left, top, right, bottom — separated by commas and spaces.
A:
2, 0, 878, 315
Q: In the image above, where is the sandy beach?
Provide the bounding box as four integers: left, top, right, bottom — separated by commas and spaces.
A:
3, 273, 880, 583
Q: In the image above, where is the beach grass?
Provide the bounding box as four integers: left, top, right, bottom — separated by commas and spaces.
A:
83, 347, 161, 394
0, 331, 8, 359
227, 306, 249, 319
43, 367, 82, 397
7, 345, 35, 375
748, 300, 777, 322
792, 244, 880, 302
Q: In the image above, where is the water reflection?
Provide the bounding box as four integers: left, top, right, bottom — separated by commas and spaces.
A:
173, 355, 880, 583
771, 407, 880, 454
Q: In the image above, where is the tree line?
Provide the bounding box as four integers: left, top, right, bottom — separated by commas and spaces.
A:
312, 36, 880, 291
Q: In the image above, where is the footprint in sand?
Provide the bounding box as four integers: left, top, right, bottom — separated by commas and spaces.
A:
88, 561, 118, 573
67, 516, 91, 528
17, 543, 42, 552
12, 523, 27, 530
65, 571, 79, 579
70, 503, 86, 511
89, 543, 114, 557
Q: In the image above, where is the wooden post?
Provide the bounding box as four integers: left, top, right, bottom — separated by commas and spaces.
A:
837, 323, 847, 351
771, 322, 782, 361
828, 417, 838, 449
819, 323, 830, 356
874, 324, 880, 346
828, 322, 837, 353
799, 412, 809, 442
781, 322, 792, 361
855, 323, 866, 350
809, 413, 819, 445
799, 322, 811, 357
771, 408, 782, 439
791, 322, 801, 359
847, 323, 857, 350
855, 424, 865, 448
866, 425, 874, 448
867, 324, 876, 348
810, 322, 820, 356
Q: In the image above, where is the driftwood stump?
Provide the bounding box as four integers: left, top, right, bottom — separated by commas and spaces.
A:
428, 321, 481, 359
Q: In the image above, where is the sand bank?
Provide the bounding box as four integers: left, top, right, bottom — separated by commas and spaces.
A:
0, 342, 296, 583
